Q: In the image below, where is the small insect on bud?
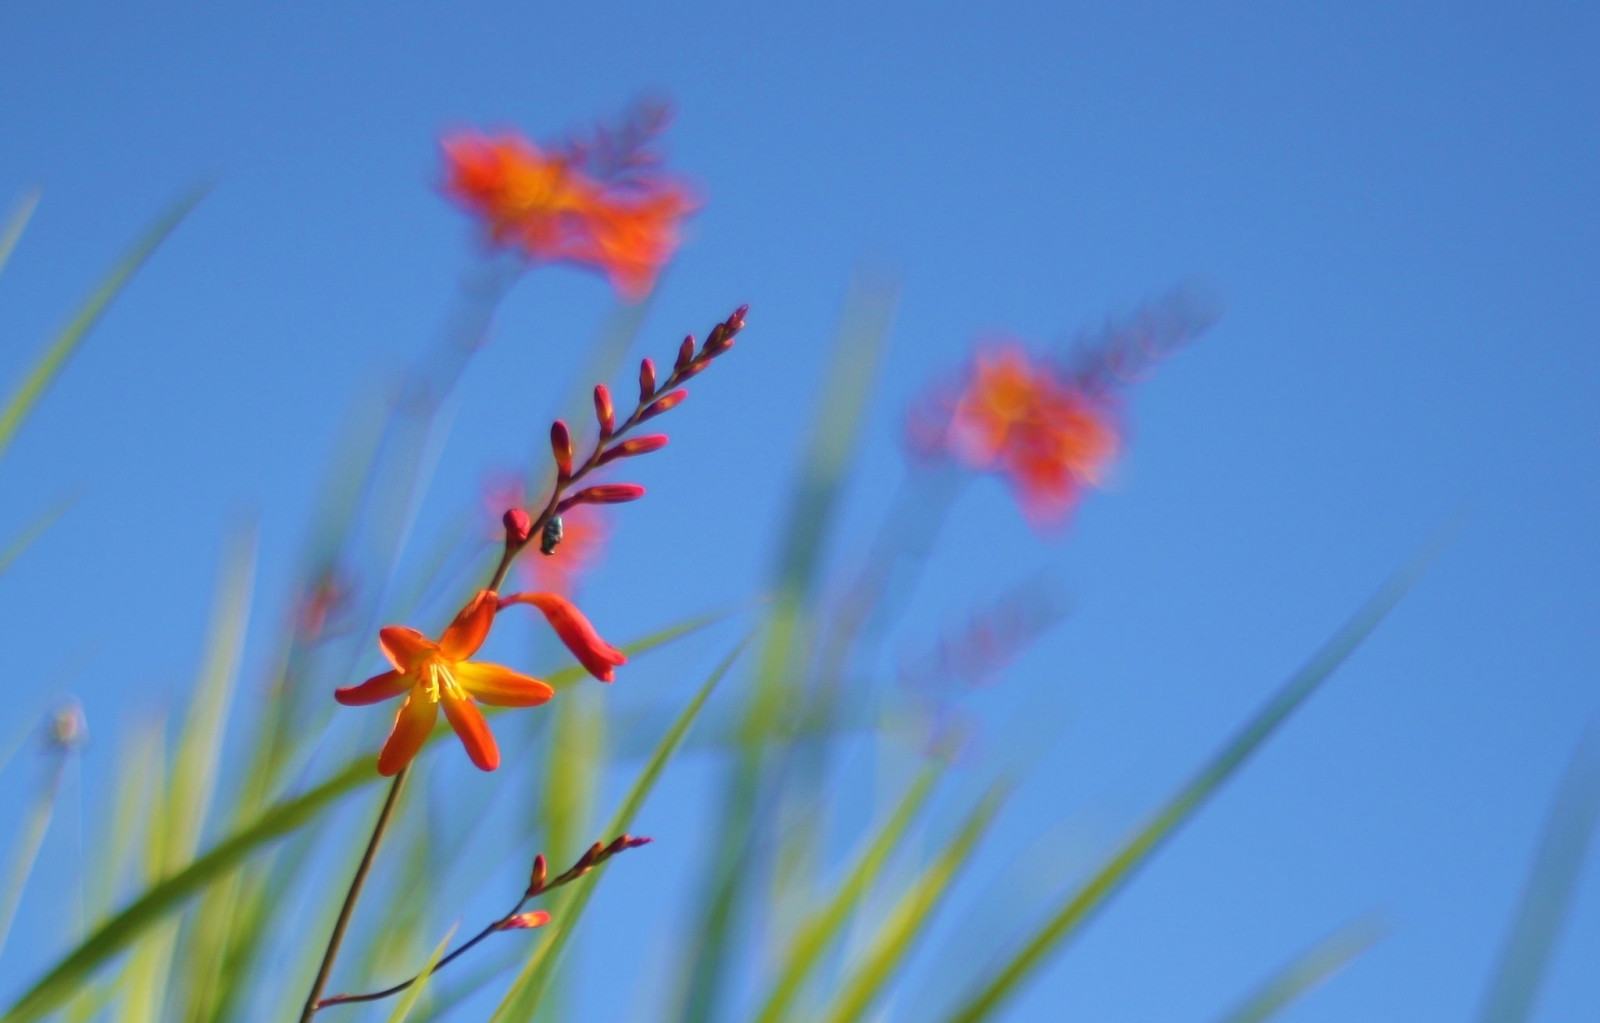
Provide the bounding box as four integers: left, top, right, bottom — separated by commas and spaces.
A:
674, 335, 695, 373
639, 357, 657, 402
499, 911, 552, 931
556, 484, 645, 513
598, 434, 669, 465
540, 515, 564, 556
529, 853, 548, 892
640, 389, 688, 421
593, 384, 615, 437
550, 420, 573, 479
503, 508, 532, 546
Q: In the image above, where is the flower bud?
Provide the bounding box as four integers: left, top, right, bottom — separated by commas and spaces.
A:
550, 420, 573, 479
675, 335, 695, 373
503, 508, 532, 546
529, 853, 548, 892
499, 910, 552, 931
639, 357, 657, 402
641, 389, 688, 421
556, 484, 646, 513
594, 384, 615, 436
598, 434, 669, 465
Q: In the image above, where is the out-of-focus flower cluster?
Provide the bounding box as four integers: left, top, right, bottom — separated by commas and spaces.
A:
441, 104, 697, 300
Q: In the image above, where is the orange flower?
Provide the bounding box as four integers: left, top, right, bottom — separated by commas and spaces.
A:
937, 344, 1119, 527
441, 129, 696, 299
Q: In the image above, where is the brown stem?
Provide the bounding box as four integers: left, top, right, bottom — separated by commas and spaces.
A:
296, 766, 410, 1023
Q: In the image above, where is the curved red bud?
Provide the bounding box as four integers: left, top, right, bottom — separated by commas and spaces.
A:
598, 434, 669, 465
503, 508, 532, 546
641, 389, 688, 421
550, 420, 573, 478
499, 591, 627, 681
594, 384, 615, 436
639, 357, 657, 402
556, 484, 646, 513
675, 335, 695, 373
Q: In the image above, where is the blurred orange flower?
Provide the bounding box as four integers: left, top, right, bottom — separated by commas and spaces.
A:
441, 125, 696, 299
920, 344, 1119, 527
336, 591, 553, 775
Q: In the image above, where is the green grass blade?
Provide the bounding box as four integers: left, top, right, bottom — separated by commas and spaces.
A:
754, 763, 943, 1023
0, 190, 40, 280
0, 755, 68, 958
815, 785, 1007, 1023
489, 637, 752, 1023
1476, 725, 1600, 1023
938, 536, 1447, 1023
0, 496, 76, 580
1211, 916, 1386, 1023
384, 925, 459, 1023
0, 186, 205, 467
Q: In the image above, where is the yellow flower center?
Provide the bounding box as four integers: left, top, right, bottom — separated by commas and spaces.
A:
422, 659, 466, 705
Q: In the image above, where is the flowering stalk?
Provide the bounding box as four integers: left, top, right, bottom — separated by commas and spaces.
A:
312, 835, 651, 1011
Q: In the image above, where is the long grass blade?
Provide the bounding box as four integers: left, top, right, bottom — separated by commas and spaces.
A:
753, 763, 943, 1023
0, 190, 40, 280
0, 186, 205, 467
0, 496, 76, 580
384, 925, 458, 1023
0, 752, 70, 957
1475, 724, 1600, 1023
937, 534, 1447, 1023
1211, 915, 1385, 1023
814, 785, 1007, 1023
489, 637, 752, 1022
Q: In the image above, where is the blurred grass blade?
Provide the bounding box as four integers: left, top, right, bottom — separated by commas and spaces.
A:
939, 535, 1447, 1023
0, 190, 40, 280
0, 186, 205, 467
0, 496, 75, 579
490, 637, 752, 1023
384, 924, 458, 1023
754, 763, 943, 1023
1476, 725, 1600, 1023
1212, 915, 1386, 1023
0, 753, 70, 958
815, 785, 1007, 1023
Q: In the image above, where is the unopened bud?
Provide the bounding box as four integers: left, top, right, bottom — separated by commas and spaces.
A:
641, 389, 688, 421
529, 853, 548, 892
593, 384, 615, 436
639, 358, 657, 401
598, 435, 669, 465
503, 508, 532, 546
605, 834, 632, 856
550, 420, 573, 478
582, 841, 605, 867
499, 910, 552, 931
556, 484, 646, 513
675, 335, 695, 372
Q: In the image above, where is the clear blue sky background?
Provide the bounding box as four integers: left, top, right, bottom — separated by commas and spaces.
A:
1, 1, 1597, 1020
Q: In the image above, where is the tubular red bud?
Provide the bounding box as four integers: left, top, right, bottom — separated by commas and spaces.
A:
605, 834, 631, 855
641, 389, 688, 421
675, 335, 695, 372
503, 508, 533, 546
550, 420, 573, 478
626, 835, 654, 849
556, 484, 646, 513
499, 911, 552, 931
499, 591, 628, 681
594, 384, 615, 436
529, 853, 548, 891
598, 434, 669, 465
639, 357, 657, 401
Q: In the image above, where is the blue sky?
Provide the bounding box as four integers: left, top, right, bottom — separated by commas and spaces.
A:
1, 1, 1597, 1020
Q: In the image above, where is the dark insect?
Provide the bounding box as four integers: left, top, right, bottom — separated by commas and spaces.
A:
540, 515, 564, 556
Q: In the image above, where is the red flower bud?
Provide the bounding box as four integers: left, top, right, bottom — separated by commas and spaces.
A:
639, 357, 657, 402
529, 853, 548, 892
499, 911, 552, 931
499, 591, 628, 681
594, 384, 615, 436
675, 335, 695, 373
641, 389, 688, 421
550, 420, 573, 478
503, 508, 532, 546
598, 434, 669, 465
556, 484, 646, 513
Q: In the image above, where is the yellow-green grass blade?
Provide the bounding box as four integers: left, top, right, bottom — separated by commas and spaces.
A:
938, 537, 1446, 1023
815, 785, 1007, 1023
0, 496, 75, 581
0, 190, 40, 280
0, 607, 727, 1023
754, 763, 943, 1023
680, 276, 896, 1023
1475, 725, 1600, 1023
1211, 916, 1386, 1023
384, 924, 458, 1023
0, 186, 205, 467
490, 637, 752, 1023
0, 752, 69, 958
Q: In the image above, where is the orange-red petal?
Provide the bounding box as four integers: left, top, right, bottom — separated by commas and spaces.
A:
379, 627, 435, 671
334, 670, 410, 706
454, 661, 556, 707
501, 592, 626, 682
377, 692, 438, 776
440, 590, 498, 661
441, 692, 500, 771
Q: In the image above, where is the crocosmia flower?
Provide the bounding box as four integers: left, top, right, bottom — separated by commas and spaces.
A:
441, 125, 696, 300
337, 588, 625, 775
913, 344, 1119, 528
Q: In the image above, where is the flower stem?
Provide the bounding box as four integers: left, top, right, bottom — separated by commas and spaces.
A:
297, 765, 409, 1022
